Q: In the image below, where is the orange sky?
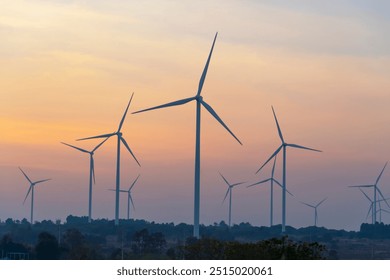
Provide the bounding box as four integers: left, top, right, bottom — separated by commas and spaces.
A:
1, 0, 390, 230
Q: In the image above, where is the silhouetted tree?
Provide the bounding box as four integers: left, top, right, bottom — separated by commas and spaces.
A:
35, 232, 59, 260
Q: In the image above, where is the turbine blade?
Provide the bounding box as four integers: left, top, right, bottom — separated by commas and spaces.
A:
376, 186, 390, 208
121, 137, 141, 167
375, 162, 388, 185
317, 198, 327, 207
77, 133, 115, 141
218, 172, 230, 187
255, 145, 283, 174
129, 194, 136, 211
271, 106, 284, 143
286, 143, 322, 153
129, 174, 141, 191
273, 178, 283, 188
246, 178, 271, 188
23, 185, 33, 204
272, 179, 293, 196
286, 188, 294, 197
61, 142, 89, 153
231, 181, 247, 188
271, 154, 277, 177
118, 93, 134, 132
92, 137, 110, 152
108, 189, 127, 193
359, 188, 372, 202
34, 179, 51, 184
196, 32, 218, 96
349, 184, 374, 188
366, 204, 373, 221
301, 201, 315, 208
132, 97, 196, 114
222, 188, 230, 204
201, 100, 242, 145
19, 167, 32, 184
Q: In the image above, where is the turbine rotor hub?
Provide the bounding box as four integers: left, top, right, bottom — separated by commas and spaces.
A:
196, 95, 203, 102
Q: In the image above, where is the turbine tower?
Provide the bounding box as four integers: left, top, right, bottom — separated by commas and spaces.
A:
61, 137, 108, 223
109, 175, 140, 220
300, 198, 327, 227
19, 167, 51, 224
348, 162, 389, 224
247, 155, 293, 227
219, 172, 245, 228
133, 33, 242, 238
256, 106, 321, 233
78, 93, 140, 226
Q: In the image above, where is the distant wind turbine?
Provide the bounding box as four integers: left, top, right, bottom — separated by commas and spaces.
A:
348, 162, 389, 224
247, 155, 293, 227
133, 33, 242, 238
61, 137, 108, 223
19, 167, 51, 224
219, 172, 245, 228
256, 106, 322, 233
77, 93, 140, 226
359, 188, 390, 224
108, 175, 140, 220
300, 198, 327, 227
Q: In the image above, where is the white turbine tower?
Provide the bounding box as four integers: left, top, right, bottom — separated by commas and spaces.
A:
256, 106, 321, 233
61, 137, 108, 223
133, 33, 242, 238
300, 198, 327, 227
78, 93, 140, 226
247, 155, 293, 227
109, 175, 140, 220
219, 172, 245, 228
348, 162, 389, 224
19, 167, 51, 224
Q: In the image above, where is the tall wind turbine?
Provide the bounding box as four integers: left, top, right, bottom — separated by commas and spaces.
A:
247, 155, 293, 227
133, 33, 242, 238
61, 137, 108, 223
348, 162, 389, 224
256, 106, 321, 233
219, 172, 245, 228
19, 167, 51, 224
109, 175, 140, 220
78, 93, 141, 226
300, 198, 327, 227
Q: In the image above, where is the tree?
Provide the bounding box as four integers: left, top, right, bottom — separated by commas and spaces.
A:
35, 232, 59, 260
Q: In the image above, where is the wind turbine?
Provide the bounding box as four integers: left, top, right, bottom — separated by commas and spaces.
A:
108, 175, 140, 220
219, 172, 245, 228
19, 167, 51, 224
359, 188, 390, 224
300, 198, 327, 227
348, 162, 389, 224
247, 155, 293, 227
77, 93, 141, 226
133, 33, 242, 238
256, 106, 321, 233
61, 137, 108, 223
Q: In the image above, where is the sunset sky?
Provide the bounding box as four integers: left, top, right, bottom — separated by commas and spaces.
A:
1, 0, 390, 231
